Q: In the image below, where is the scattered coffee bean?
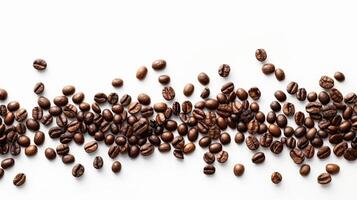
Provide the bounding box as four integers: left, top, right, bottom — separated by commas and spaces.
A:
112, 161, 122, 173
255, 49, 267, 62
233, 163, 245, 176
62, 85, 76, 96
33, 82, 45, 94
274, 90, 286, 102
317, 172, 331, 185
325, 163, 340, 175
158, 75, 170, 85
33, 59, 47, 71
334, 71, 345, 82
299, 164, 310, 176
252, 152, 265, 164
203, 165, 215, 175
136, 66, 148, 80
25, 145, 37, 156
162, 86, 175, 101
112, 78, 124, 88
319, 75, 334, 89
152, 59, 166, 70
275, 68, 285, 81
183, 83, 195, 97
84, 141, 98, 153
0, 88, 8, 100
271, 172, 282, 184
93, 156, 104, 169
72, 164, 85, 178
197, 72, 210, 85
13, 173, 26, 186
218, 64, 230, 77
1, 158, 15, 169
45, 148, 56, 160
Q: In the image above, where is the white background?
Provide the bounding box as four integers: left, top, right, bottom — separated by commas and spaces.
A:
1, 0, 357, 199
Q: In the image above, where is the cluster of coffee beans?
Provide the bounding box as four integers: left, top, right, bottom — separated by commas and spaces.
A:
0, 50, 352, 187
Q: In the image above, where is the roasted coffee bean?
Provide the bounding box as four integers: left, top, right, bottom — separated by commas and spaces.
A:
306, 102, 322, 114
93, 93, 106, 104
72, 92, 85, 104
93, 156, 104, 169
326, 163, 340, 175
329, 88, 343, 103
137, 93, 151, 105
140, 143, 155, 156
219, 132, 231, 145
319, 75, 334, 89
317, 173, 331, 185
283, 102, 295, 116
259, 133, 272, 147
262, 63, 275, 75
13, 173, 26, 186
248, 87, 261, 100
0, 168, 4, 179
290, 148, 304, 164
304, 145, 315, 159
218, 64, 231, 77
209, 143, 222, 154
234, 132, 245, 144
151, 59, 166, 70
136, 66, 148, 80
274, 90, 286, 102
197, 72, 210, 85
271, 172, 282, 184
203, 165, 215, 175
158, 75, 170, 85
84, 141, 98, 153
333, 142, 347, 157
276, 114, 287, 128
34, 131, 45, 145
1, 158, 15, 169
0, 88, 8, 100
158, 143, 171, 152
307, 91, 318, 102
32, 106, 43, 120
108, 145, 121, 159
45, 148, 56, 160
7, 101, 20, 111
199, 87, 210, 99
294, 111, 305, 126
112, 78, 124, 88
33, 58, 47, 70
128, 145, 140, 158
334, 71, 345, 82
183, 143, 195, 154
33, 82, 45, 94
216, 150, 229, 163
38, 96, 51, 109
252, 152, 265, 164
233, 163, 245, 176
62, 154, 75, 164
256, 49, 267, 62
26, 119, 40, 131
344, 148, 357, 161
56, 144, 69, 156
162, 86, 175, 101
236, 88, 248, 100
17, 135, 30, 147
111, 161, 122, 173
24, 144, 37, 156
270, 141, 283, 154
268, 124, 281, 137
317, 146, 331, 159
72, 164, 85, 177
203, 152, 215, 164
173, 149, 184, 159
107, 93, 119, 105
300, 164, 311, 176
286, 82, 298, 95
183, 83, 195, 97
344, 92, 357, 104
296, 88, 307, 101
275, 68, 285, 81
221, 82, 234, 94
246, 136, 260, 150
270, 101, 281, 112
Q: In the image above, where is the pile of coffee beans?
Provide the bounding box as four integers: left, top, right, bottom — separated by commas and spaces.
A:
0, 50, 353, 187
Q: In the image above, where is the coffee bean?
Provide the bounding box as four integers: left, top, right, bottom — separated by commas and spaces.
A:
326, 163, 340, 175
93, 156, 104, 169
270, 141, 284, 154
334, 71, 345, 82
7, 101, 20, 111
72, 92, 85, 104
306, 102, 322, 114
62, 85, 75, 96
217, 64, 231, 77
0, 168, 4, 179
216, 150, 228, 163
296, 88, 307, 101
236, 88, 248, 100
299, 164, 311, 176
219, 132, 231, 145
255, 49, 267, 62
203, 165, 215, 175
93, 93, 107, 104
152, 59, 166, 70
25, 145, 37, 156
262, 63, 275, 75
200, 87, 210, 99
0, 88, 8, 100
203, 152, 215, 164
56, 144, 69, 156
233, 163, 245, 176
158, 143, 171, 152
38, 96, 51, 109
45, 148, 56, 160
274, 68, 285, 81
270, 101, 281, 112
140, 143, 155, 156
248, 87, 261, 100
112, 78, 124, 88
274, 90, 286, 102
317, 146, 331, 159
137, 93, 151, 105
173, 149, 184, 159
158, 75, 170, 85
283, 102, 295, 116
183, 143, 195, 154
1, 158, 15, 169
333, 142, 347, 157
26, 118, 40, 131
290, 148, 304, 164
271, 172, 282, 184
209, 143, 222, 154
72, 164, 85, 177
13, 173, 26, 186
317, 172, 331, 185
33, 82, 45, 94
84, 141, 98, 153
33, 59, 47, 70
307, 91, 317, 102
252, 152, 265, 164
183, 83, 195, 97
197, 72, 210, 85
120, 94, 132, 106
329, 88, 343, 103
111, 161, 122, 173
246, 135, 260, 150
136, 66, 148, 80
319, 75, 334, 89
62, 154, 75, 164
162, 86, 175, 101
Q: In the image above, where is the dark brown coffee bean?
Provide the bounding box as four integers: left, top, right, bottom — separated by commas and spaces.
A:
319, 75, 334, 89
13, 173, 26, 186
93, 156, 104, 169
108, 145, 121, 159
234, 132, 245, 144
317, 173, 331, 184
246, 136, 259, 151
283, 102, 295, 116
262, 63, 275, 75
209, 143, 222, 154
233, 163, 245, 176
275, 68, 285, 81
7, 101, 20, 111
72, 92, 85, 104
26, 119, 40, 131
33, 82, 45, 94
248, 87, 261, 100
216, 150, 229, 163
56, 144, 69, 156
219, 132, 231, 145
93, 93, 107, 104
173, 149, 184, 159
252, 152, 265, 164
17, 135, 30, 147
162, 86, 175, 101
255, 48, 267, 61
158, 75, 170, 85
183, 143, 195, 154
274, 90, 286, 102
333, 142, 347, 157
128, 102, 142, 114
296, 88, 307, 101
290, 148, 304, 164
344, 148, 357, 161
158, 143, 171, 152
112, 78, 124, 88
136, 66, 148, 80
25, 145, 37, 156
286, 82, 298, 95
45, 148, 56, 160
32, 106, 43, 121
84, 141, 98, 153
62, 154, 75, 164
334, 71, 345, 82
317, 146, 331, 159
137, 93, 151, 105
271, 172, 282, 184
61, 85, 75, 96
329, 88, 343, 103
218, 64, 230, 77
37, 96, 51, 109
72, 164, 85, 177
1, 158, 15, 169
0, 88, 8, 100
111, 161, 122, 173
128, 145, 140, 158
202, 164, 216, 175
236, 88, 248, 100
152, 59, 166, 70
203, 152, 215, 164
268, 124, 281, 137
306, 102, 322, 114
140, 143, 155, 156
183, 83, 195, 97
270, 101, 281, 112
33, 58, 47, 70
34, 131, 45, 145
326, 163, 340, 175
270, 141, 284, 154
307, 91, 317, 102
300, 164, 311, 176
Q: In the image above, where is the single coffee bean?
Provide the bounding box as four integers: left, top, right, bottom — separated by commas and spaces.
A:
72, 164, 85, 178
270, 141, 284, 154
33, 82, 45, 94
62, 85, 75, 96
140, 143, 155, 156
317, 146, 331, 159
326, 163, 340, 175
93, 156, 104, 169
270, 101, 281, 112
112, 78, 124, 88
203, 152, 215, 164
252, 152, 265, 164
1, 158, 15, 169
255, 49, 267, 62
334, 71, 345, 82
62, 154, 75, 164
296, 88, 307, 101
152, 59, 166, 70
283, 102, 295, 116
45, 148, 56, 160
200, 87, 210, 99
136, 66, 148, 80
162, 86, 175, 101
246, 135, 260, 150
329, 88, 343, 103
248, 87, 261, 100
286, 81, 298, 94
137, 93, 151, 105
56, 144, 69, 156
271, 172, 282, 184
333, 142, 348, 157
317, 172, 331, 185
72, 92, 85, 104
38, 96, 51, 109
307, 91, 317, 102
33, 58, 47, 70
319, 75, 334, 89
112, 161, 122, 173
299, 164, 311, 176
234, 132, 245, 144
25, 145, 38, 156
290, 148, 305, 164
209, 143, 222, 154
275, 68, 285, 81
7, 101, 20, 111
183, 143, 195, 154
84, 141, 98, 153
197, 72, 210, 85
0, 88, 8, 100
32, 106, 43, 121
183, 83, 195, 97
218, 64, 231, 77
203, 165, 215, 175
26, 118, 40, 131
274, 90, 286, 102
216, 150, 229, 163
236, 88, 248, 100
233, 163, 245, 176
158, 143, 171, 152
262, 63, 275, 74
158, 75, 170, 85
13, 173, 26, 186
